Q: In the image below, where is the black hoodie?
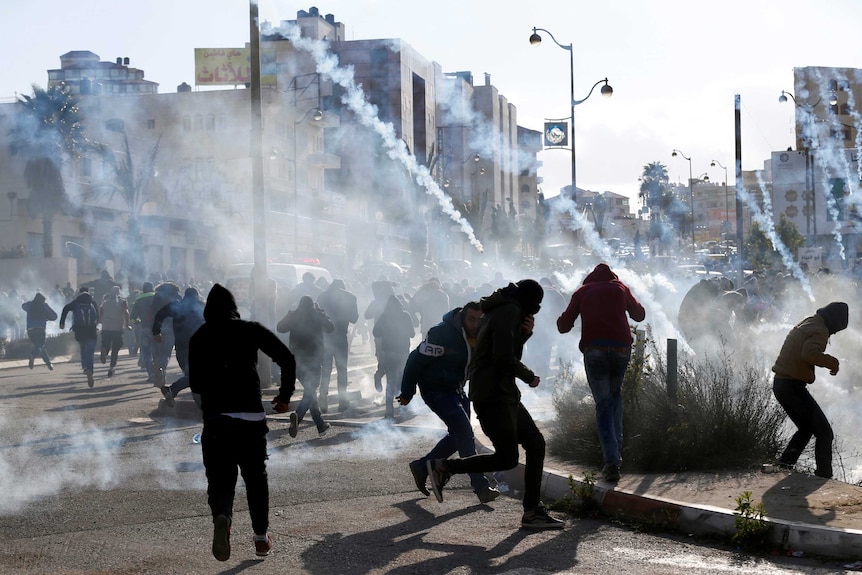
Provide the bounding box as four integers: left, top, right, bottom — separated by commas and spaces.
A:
189, 284, 295, 419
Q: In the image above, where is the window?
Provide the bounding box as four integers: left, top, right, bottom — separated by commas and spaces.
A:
830, 127, 852, 141
82, 158, 92, 178
183, 116, 191, 131
146, 119, 155, 129
194, 115, 203, 130
206, 114, 215, 130
827, 178, 846, 221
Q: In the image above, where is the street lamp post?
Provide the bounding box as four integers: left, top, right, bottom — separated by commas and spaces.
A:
529, 27, 613, 206
710, 159, 729, 252
290, 105, 324, 259
672, 149, 695, 252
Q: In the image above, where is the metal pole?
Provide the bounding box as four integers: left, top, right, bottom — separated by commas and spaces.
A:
666, 338, 678, 400
688, 159, 694, 252
734, 94, 744, 288
570, 48, 576, 206
249, 0, 272, 385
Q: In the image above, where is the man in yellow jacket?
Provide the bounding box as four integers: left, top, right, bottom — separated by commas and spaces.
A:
771, 301, 848, 479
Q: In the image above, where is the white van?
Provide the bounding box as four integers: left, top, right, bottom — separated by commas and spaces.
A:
223, 263, 332, 317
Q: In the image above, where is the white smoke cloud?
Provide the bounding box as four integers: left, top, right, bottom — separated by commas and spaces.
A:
0, 414, 124, 514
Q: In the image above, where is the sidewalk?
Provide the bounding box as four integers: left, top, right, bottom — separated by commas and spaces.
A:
5, 351, 862, 562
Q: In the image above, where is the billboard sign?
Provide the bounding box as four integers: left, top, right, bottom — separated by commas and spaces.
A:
194, 47, 277, 86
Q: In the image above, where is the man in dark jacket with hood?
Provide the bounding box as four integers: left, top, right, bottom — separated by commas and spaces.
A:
22, 292, 58, 370
154, 286, 205, 406
557, 263, 645, 483
189, 284, 296, 562
771, 301, 848, 479
130, 282, 156, 382
317, 279, 359, 412
60, 287, 100, 387
397, 301, 498, 504
426, 279, 564, 530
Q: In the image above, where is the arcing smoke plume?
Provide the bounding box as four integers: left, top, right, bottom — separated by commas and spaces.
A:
280, 24, 484, 253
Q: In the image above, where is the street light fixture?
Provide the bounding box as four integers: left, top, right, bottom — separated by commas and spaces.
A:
529, 26, 613, 206
671, 149, 696, 252
292, 106, 325, 257
710, 159, 729, 232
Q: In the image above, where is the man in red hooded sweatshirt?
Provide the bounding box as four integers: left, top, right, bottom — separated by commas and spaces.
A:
557, 263, 645, 482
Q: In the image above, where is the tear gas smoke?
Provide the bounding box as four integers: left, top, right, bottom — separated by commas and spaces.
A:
280, 24, 484, 253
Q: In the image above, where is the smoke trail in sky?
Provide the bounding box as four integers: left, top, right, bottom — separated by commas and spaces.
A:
746, 169, 814, 300
281, 24, 484, 253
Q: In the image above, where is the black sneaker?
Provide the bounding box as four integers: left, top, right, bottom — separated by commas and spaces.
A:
28, 357, 34, 369
212, 514, 231, 561
317, 423, 331, 436
602, 464, 621, 483
477, 486, 500, 504
521, 505, 565, 530
288, 412, 298, 438
409, 460, 430, 496
160, 386, 175, 408
374, 370, 383, 392
86, 370, 95, 388
426, 459, 451, 503
107, 368, 114, 378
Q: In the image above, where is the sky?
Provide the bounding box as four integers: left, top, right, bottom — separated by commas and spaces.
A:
2, 0, 861, 206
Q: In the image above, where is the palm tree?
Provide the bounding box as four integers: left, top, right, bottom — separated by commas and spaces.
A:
639, 162, 670, 255
99, 119, 161, 285
8, 83, 94, 257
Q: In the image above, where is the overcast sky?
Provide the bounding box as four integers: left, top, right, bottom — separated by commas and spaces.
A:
2, 0, 860, 205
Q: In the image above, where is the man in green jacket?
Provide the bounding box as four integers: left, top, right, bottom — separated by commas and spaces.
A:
426, 279, 564, 530
771, 301, 848, 479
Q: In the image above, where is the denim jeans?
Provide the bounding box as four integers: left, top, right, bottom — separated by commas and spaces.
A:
419, 388, 490, 492
320, 332, 349, 406
100, 330, 124, 367
80, 337, 97, 373
168, 344, 191, 396
27, 327, 51, 365
773, 377, 833, 478
296, 362, 326, 430
584, 347, 631, 467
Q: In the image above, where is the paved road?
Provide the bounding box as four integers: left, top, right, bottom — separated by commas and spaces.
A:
0, 354, 856, 574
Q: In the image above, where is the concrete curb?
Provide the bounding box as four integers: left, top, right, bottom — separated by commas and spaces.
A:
503, 463, 862, 560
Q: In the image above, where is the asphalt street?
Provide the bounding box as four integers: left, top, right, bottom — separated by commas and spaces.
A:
0, 350, 857, 574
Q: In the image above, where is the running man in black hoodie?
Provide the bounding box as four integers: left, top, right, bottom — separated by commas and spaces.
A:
189, 284, 296, 562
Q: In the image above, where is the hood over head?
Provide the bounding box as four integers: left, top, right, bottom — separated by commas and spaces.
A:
203, 283, 240, 322
582, 263, 618, 285
383, 294, 404, 313
33, 292, 46, 304
816, 301, 849, 335
142, 282, 154, 293
486, 280, 543, 315
329, 279, 345, 291
297, 295, 314, 311
183, 286, 201, 301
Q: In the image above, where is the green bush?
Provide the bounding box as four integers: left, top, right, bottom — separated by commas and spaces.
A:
549, 329, 786, 473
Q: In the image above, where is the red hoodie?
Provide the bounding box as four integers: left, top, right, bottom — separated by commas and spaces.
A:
556, 264, 646, 352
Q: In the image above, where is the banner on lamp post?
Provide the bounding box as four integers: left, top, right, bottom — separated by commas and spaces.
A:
543, 122, 569, 148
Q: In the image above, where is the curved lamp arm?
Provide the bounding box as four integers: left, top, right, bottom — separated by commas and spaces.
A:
530, 27, 572, 52
574, 78, 613, 106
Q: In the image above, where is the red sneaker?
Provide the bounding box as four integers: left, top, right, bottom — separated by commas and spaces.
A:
254, 533, 272, 557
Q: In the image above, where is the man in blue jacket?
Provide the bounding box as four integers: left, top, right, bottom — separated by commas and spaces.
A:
397, 301, 499, 504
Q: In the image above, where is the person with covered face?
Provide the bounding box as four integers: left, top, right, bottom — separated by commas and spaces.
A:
372, 294, 415, 419
771, 301, 848, 479
99, 286, 130, 378
188, 284, 296, 562
397, 301, 499, 504
425, 279, 565, 530
317, 279, 359, 413
557, 263, 646, 483
277, 295, 334, 436
59, 287, 101, 388
153, 286, 205, 406
22, 292, 58, 370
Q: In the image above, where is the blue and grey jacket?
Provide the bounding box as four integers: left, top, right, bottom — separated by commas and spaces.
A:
399, 307, 471, 401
